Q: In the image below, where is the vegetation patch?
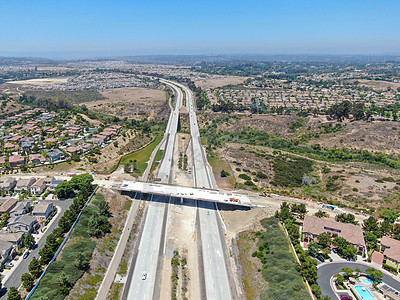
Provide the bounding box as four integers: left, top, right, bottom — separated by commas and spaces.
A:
254, 217, 310, 299
271, 156, 313, 187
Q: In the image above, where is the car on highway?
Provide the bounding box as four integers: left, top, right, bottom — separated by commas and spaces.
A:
141, 271, 147, 280
23, 251, 30, 259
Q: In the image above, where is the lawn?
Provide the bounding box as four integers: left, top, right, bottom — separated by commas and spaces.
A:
119, 136, 162, 176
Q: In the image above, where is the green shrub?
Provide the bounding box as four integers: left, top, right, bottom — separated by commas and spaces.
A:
239, 173, 251, 180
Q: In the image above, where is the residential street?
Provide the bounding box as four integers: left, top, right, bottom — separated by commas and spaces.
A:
317, 262, 400, 300
0, 198, 73, 299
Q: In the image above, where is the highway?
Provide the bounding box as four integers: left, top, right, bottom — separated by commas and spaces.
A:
125, 80, 181, 299
175, 81, 234, 299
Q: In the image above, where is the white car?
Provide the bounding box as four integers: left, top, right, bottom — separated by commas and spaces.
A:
141, 272, 147, 280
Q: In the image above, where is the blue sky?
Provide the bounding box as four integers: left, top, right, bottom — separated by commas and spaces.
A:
0, 0, 399, 58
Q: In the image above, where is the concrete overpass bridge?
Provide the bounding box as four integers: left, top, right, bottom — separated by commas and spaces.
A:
118, 180, 256, 208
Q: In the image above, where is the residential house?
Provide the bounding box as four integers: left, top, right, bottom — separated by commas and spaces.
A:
45, 149, 65, 162
29, 153, 47, 165
380, 236, 400, 272
0, 157, 5, 165
48, 178, 64, 192
8, 136, 23, 143
32, 203, 54, 221
0, 240, 16, 265
4, 142, 17, 151
303, 215, 366, 255
21, 141, 33, 152
15, 177, 36, 192
8, 215, 38, 233
80, 143, 93, 152
65, 146, 82, 155
0, 232, 24, 248
44, 137, 58, 144
9, 154, 26, 168
0, 198, 18, 215
30, 178, 48, 195
0, 178, 17, 192
9, 201, 31, 218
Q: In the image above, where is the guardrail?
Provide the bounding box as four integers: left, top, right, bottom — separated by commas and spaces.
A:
26, 185, 99, 299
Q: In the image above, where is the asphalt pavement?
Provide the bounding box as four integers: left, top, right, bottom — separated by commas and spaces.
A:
317, 262, 400, 300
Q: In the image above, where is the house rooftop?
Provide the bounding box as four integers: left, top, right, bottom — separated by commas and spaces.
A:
381, 236, 400, 262
303, 215, 366, 248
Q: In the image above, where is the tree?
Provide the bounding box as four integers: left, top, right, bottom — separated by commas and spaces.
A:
335, 213, 358, 225
335, 274, 345, 286
74, 253, 89, 270
308, 242, 321, 257
57, 271, 72, 295
364, 232, 378, 251
71, 153, 80, 162
311, 283, 322, 298
21, 233, 35, 249
299, 257, 318, 283
21, 272, 34, 291
7, 287, 22, 300
93, 198, 110, 216
29, 257, 42, 278
55, 181, 74, 199
381, 209, 399, 224
341, 267, 354, 280
277, 202, 293, 221
314, 210, 328, 218
333, 236, 357, 259
317, 233, 332, 249
381, 219, 393, 236
220, 169, 230, 177
363, 216, 381, 237
366, 267, 383, 282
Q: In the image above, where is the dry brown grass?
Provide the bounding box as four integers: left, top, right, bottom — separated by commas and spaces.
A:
195, 76, 248, 89
86, 86, 167, 118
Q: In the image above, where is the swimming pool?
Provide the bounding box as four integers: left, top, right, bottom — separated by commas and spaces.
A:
361, 277, 374, 285
355, 286, 376, 300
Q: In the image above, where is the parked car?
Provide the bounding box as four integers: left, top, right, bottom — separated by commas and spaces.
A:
5, 262, 14, 268
340, 294, 353, 300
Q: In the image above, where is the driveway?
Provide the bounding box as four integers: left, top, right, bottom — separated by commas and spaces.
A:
317, 262, 400, 300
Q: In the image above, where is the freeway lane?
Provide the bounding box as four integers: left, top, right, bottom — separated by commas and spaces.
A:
126, 194, 167, 300
177, 81, 234, 299
125, 79, 181, 299
317, 262, 400, 300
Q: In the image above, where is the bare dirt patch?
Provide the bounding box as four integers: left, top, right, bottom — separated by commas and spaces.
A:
86, 86, 167, 118
350, 79, 400, 91
195, 76, 249, 89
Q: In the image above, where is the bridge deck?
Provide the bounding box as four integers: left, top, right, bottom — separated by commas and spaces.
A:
119, 180, 254, 207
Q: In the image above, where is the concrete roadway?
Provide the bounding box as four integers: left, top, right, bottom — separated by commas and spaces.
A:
179, 82, 234, 299
125, 80, 180, 300
126, 194, 167, 300
317, 262, 400, 300
1, 199, 73, 299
